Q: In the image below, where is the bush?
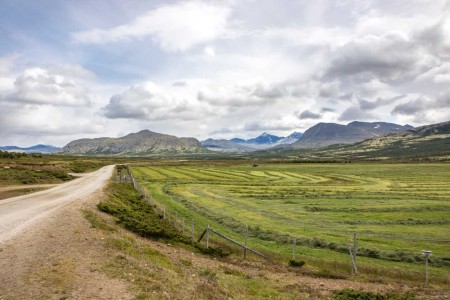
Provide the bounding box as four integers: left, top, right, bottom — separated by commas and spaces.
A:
288, 259, 305, 268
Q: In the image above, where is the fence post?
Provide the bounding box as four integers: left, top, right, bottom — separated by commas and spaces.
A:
423, 250, 432, 287
293, 238, 297, 260
353, 232, 357, 274
191, 220, 195, 242
206, 224, 209, 248
163, 207, 166, 220
244, 225, 248, 259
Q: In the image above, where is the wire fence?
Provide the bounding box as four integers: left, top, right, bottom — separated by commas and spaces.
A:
120, 165, 449, 287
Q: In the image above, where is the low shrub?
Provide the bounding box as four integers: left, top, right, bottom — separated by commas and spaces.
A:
333, 288, 416, 300
288, 259, 305, 268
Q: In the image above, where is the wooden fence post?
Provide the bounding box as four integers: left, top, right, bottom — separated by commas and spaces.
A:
191, 220, 195, 242
244, 225, 248, 259
353, 232, 357, 274
293, 238, 297, 260
206, 224, 209, 248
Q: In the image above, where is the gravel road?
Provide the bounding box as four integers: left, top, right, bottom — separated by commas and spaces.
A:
0, 165, 114, 244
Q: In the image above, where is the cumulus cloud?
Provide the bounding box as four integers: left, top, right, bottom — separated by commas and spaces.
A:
297, 110, 322, 119
7, 67, 91, 106
102, 82, 209, 121
198, 81, 287, 107
73, 2, 230, 52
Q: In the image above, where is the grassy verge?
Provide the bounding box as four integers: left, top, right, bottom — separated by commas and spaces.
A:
83, 180, 428, 299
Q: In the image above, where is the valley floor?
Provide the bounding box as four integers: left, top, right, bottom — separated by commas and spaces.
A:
0, 177, 448, 299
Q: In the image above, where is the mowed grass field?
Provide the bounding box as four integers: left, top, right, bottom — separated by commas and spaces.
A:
131, 162, 450, 281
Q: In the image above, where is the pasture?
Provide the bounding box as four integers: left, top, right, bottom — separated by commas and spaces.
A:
131, 162, 450, 282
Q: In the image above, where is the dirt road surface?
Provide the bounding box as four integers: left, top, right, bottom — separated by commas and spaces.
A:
0, 165, 133, 299
0, 166, 114, 243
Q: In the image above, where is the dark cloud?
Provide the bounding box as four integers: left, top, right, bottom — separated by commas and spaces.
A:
392, 92, 450, 116
319, 82, 339, 98
297, 110, 321, 119
339, 106, 375, 121
243, 121, 293, 132
415, 16, 450, 60
359, 95, 406, 110
338, 92, 353, 101
325, 32, 435, 82
392, 98, 426, 115
321, 107, 335, 113
172, 81, 187, 87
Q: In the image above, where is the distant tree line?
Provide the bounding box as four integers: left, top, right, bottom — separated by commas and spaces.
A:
0, 150, 28, 159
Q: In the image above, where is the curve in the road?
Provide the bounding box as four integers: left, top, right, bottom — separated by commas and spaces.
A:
0, 165, 114, 244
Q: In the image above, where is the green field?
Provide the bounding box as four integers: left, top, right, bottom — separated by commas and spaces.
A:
131, 162, 450, 282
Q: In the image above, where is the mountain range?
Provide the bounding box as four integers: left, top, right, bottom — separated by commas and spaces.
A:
290, 121, 413, 149
203, 132, 303, 152
3, 120, 449, 159
272, 121, 450, 161
0, 144, 61, 154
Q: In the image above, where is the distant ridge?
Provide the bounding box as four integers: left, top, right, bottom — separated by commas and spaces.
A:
0, 144, 61, 154
291, 121, 413, 148
61, 130, 207, 156
203, 132, 303, 152
268, 121, 450, 161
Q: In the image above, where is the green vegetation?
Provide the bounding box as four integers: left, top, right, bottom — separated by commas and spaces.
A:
131, 162, 450, 283
289, 259, 306, 268
0, 165, 73, 184
0, 150, 28, 159
98, 182, 180, 240
0, 154, 129, 186
98, 180, 229, 258
333, 289, 416, 300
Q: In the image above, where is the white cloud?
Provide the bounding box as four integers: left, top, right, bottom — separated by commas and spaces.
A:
197, 80, 287, 107
73, 2, 230, 52
204, 46, 216, 57
102, 81, 210, 121
6, 67, 91, 106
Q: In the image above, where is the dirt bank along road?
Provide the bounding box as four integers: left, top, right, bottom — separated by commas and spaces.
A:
0, 165, 115, 244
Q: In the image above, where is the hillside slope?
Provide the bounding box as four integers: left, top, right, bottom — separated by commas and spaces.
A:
291, 121, 412, 148
61, 130, 207, 156
282, 121, 450, 160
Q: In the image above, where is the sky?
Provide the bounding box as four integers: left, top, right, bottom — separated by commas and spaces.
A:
0, 0, 449, 147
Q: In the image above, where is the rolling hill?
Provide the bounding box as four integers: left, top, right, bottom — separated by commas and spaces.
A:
61, 130, 207, 156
